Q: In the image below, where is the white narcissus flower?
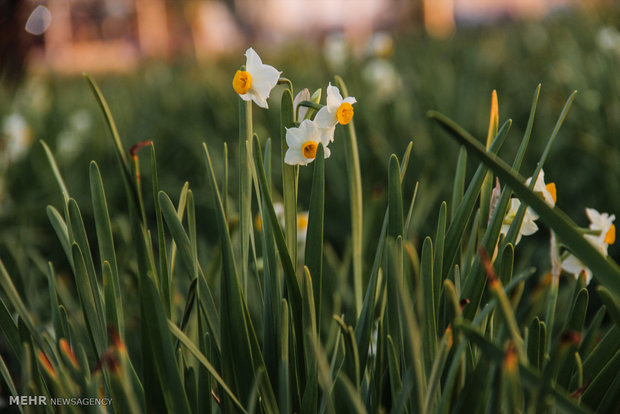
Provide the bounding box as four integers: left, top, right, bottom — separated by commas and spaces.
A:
500, 198, 539, 244
284, 119, 331, 166
314, 83, 356, 142
232, 48, 281, 108
525, 169, 557, 207
561, 208, 616, 284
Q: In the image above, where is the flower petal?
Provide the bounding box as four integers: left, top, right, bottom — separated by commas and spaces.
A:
326, 83, 344, 112
244, 47, 262, 73
314, 106, 336, 129
284, 148, 306, 166
286, 126, 305, 148
293, 88, 311, 121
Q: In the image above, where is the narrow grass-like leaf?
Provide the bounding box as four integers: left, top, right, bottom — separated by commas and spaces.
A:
578, 306, 606, 360
0, 298, 21, 358
433, 202, 447, 314
238, 98, 253, 295
151, 145, 171, 316
203, 142, 260, 401
335, 75, 363, 316
279, 299, 291, 414
386, 335, 403, 408
67, 198, 105, 325
527, 317, 544, 371
41, 140, 70, 202
301, 267, 318, 414
305, 144, 324, 328
159, 191, 194, 280
90, 162, 123, 334
0, 261, 43, 352
451, 147, 467, 220
46, 206, 73, 270
421, 236, 437, 374
388, 155, 403, 238
333, 375, 368, 414
442, 119, 512, 274
250, 137, 303, 334
169, 321, 246, 413
423, 329, 452, 413
71, 244, 106, 356
581, 348, 620, 410
428, 110, 620, 301
597, 286, 620, 327
581, 326, 620, 386
458, 322, 590, 414
479, 90, 499, 236
280, 88, 298, 265
0, 354, 19, 406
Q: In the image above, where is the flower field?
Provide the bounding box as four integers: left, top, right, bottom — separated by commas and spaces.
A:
1, 6, 620, 413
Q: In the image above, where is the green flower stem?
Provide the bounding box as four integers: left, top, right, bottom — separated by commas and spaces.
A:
239, 98, 253, 296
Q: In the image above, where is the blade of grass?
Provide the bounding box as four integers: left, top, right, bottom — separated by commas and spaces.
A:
335, 75, 363, 316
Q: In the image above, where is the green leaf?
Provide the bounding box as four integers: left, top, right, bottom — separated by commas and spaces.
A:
203, 141, 273, 406
388, 154, 404, 238
158, 191, 195, 280
71, 243, 106, 356
89, 162, 123, 335
40, 140, 70, 202
0, 298, 21, 359
451, 147, 467, 220
597, 286, 620, 328
433, 202, 447, 317
151, 145, 171, 317
250, 136, 303, 339
458, 322, 590, 414
305, 144, 325, 329
280, 89, 298, 266
441, 119, 512, 275
238, 98, 253, 295
46, 205, 73, 270
421, 237, 437, 374
67, 198, 105, 327
335, 75, 363, 316
169, 321, 246, 413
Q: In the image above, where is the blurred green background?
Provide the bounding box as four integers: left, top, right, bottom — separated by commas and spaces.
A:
1, 2, 619, 311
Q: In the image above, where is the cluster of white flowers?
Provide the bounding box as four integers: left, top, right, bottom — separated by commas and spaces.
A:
232, 48, 356, 167
500, 169, 556, 244
499, 168, 616, 284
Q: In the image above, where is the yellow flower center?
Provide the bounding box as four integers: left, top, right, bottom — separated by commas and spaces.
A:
302, 141, 318, 159
546, 182, 557, 203
233, 70, 252, 95
336, 102, 354, 125
605, 224, 615, 245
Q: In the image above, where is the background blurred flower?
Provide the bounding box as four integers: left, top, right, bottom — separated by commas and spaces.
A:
362, 58, 402, 102
1, 112, 32, 164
